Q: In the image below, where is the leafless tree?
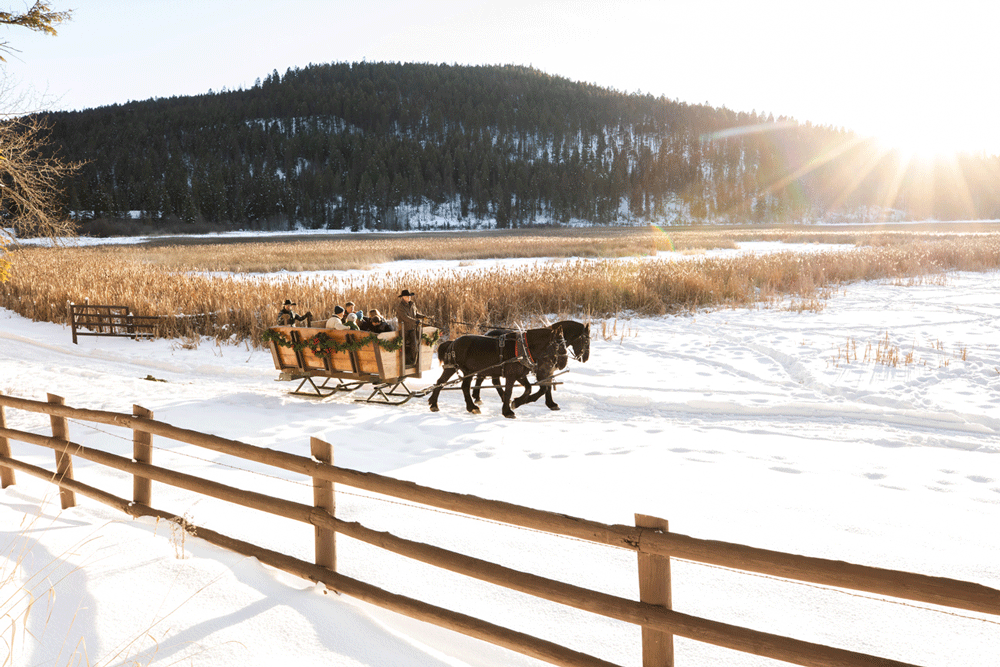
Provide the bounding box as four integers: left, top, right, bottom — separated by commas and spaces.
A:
0, 2, 75, 280
1, 113, 81, 238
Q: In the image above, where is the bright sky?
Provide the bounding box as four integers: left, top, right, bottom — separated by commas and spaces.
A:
3, 0, 999, 157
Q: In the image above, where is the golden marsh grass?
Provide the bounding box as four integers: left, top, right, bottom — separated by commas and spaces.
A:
3, 227, 1000, 348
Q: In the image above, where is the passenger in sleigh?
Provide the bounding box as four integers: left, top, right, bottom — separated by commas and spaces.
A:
325, 306, 349, 330
360, 309, 394, 334
344, 301, 361, 323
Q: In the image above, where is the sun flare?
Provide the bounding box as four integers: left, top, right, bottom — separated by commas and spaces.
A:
875, 121, 982, 162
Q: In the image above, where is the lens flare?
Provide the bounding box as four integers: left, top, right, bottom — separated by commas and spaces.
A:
649, 224, 675, 252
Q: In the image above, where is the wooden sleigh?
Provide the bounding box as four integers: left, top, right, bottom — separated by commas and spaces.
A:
266, 325, 439, 405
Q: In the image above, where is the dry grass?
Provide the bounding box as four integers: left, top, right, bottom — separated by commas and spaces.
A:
2, 510, 229, 667
830, 332, 974, 369
3, 228, 1000, 348
128, 225, 1000, 273
1, 512, 147, 667
136, 226, 712, 272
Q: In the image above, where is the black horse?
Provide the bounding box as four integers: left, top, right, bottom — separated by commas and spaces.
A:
428, 325, 566, 419
472, 320, 591, 410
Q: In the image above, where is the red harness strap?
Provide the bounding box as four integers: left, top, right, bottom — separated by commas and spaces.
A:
515, 331, 535, 368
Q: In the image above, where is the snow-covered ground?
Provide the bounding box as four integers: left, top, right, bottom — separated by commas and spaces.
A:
1, 248, 999, 667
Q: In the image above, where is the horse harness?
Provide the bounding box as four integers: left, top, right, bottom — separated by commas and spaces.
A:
499, 330, 536, 371
441, 342, 458, 368
438, 331, 535, 372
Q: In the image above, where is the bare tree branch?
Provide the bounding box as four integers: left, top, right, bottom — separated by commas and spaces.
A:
0, 114, 82, 238
0, 3, 74, 281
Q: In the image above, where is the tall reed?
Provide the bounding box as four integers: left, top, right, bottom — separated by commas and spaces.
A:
3, 231, 999, 348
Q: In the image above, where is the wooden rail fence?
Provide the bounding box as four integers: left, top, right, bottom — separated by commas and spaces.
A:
69, 299, 160, 344
0, 392, 997, 667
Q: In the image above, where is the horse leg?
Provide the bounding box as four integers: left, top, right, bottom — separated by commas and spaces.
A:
472, 374, 485, 404
428, 367, 456, 412
501, 375, 517, 419
461, 376, 481, 414
542, 380, 560, 411
511, 376, 534, 408
473, 374, 501, 404
537, 367, 560, 410
490, 374, 505, 401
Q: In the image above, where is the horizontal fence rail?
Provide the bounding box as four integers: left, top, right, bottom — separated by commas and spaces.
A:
1, 392, 997, 667
0, 453, 618, 667
0, 425, 927, 667
1, 393, 994, 617
69, 301, 160, 344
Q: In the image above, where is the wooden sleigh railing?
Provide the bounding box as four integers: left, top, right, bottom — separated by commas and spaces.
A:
265, 325, 440, 404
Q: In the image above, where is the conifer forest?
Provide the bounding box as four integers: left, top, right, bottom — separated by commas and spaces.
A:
39, 62, 1000, 232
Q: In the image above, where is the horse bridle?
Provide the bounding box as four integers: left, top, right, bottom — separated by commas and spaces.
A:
565, 331, 589, 361
544, 327, 568, 368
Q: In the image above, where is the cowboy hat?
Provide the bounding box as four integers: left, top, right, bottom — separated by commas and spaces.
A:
398, 289, 416, 297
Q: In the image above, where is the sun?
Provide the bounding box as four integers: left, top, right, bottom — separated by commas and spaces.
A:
874, 120, 979, 163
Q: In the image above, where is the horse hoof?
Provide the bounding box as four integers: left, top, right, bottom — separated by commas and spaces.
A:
474, 398, 482, 405
548, 404, 560, 411
469, 407, 481, 414
504, 412, 517, 419
429, 405, 439, 412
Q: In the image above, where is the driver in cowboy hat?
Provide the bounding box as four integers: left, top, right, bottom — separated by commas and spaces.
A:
393, 289, 428, 365
277, 299, 312, 326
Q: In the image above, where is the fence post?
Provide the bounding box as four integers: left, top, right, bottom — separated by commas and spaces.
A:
68, 300, 78, 345
133, 405, 153, 506
636, 514, 673, 667
0, 393, 14, 488
311, 436, 336, 571
48, 393, 76, 509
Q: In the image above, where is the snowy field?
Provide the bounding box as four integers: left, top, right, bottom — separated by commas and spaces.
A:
1, 246, 999, 667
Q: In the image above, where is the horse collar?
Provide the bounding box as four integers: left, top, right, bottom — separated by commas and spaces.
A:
497, 330, 537, 370
516, 331, 535, 368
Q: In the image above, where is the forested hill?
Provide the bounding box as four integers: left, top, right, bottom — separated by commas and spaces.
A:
42, 62, 1000, 231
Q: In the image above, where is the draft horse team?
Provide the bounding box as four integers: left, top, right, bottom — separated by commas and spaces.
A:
428, 320, 591, 419
266, 296, 591, 417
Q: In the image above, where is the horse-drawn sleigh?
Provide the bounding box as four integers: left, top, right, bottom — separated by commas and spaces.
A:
264, 320, 591, 417
264, 324, 441, 405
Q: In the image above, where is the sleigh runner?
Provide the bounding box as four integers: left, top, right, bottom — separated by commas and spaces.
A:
264, 325, 440, 404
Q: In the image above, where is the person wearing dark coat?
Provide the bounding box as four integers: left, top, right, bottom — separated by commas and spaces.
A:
277, 299, 312, 326
361, 309, 394, 334
393, 289, 427, 365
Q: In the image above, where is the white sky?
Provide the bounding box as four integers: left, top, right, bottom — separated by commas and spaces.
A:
3, 0, 999, 156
